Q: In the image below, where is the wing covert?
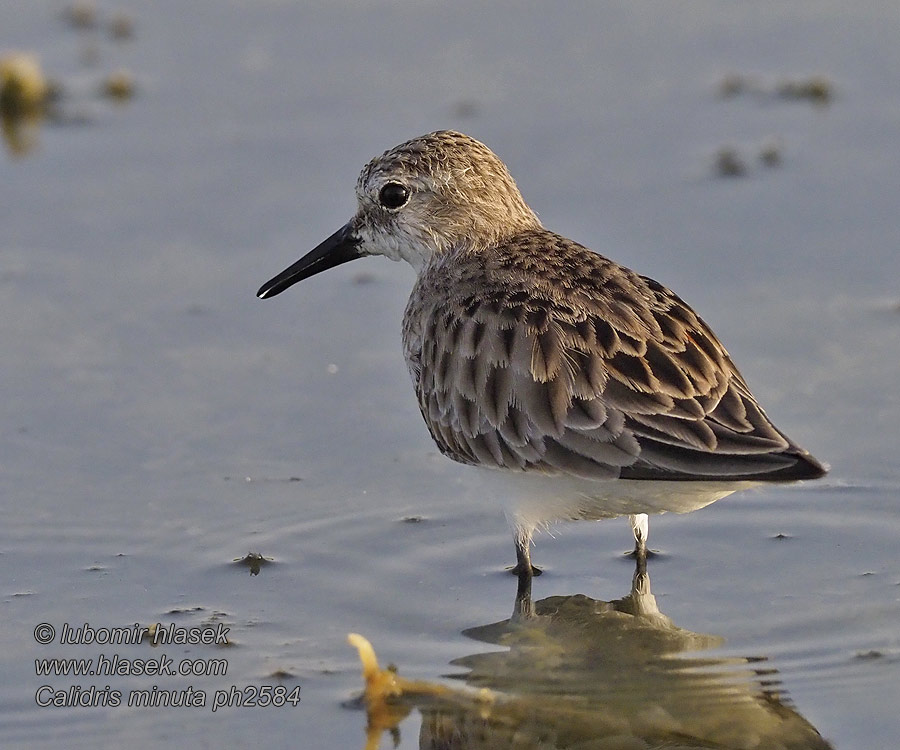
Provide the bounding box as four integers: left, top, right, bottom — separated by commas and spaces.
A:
403, 230, 819, 482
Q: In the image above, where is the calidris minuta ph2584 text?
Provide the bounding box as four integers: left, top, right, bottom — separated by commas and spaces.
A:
257, 131, 826, 600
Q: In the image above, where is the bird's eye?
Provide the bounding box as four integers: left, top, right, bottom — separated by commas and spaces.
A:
378, 182, 410, 210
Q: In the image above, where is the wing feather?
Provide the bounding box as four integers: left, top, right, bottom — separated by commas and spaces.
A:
403, 230, 824, 481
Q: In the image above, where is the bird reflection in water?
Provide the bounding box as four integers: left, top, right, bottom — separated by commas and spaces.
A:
348, 556, 832, 750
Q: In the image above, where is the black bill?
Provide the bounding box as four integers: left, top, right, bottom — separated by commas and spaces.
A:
257, 223, 362, 299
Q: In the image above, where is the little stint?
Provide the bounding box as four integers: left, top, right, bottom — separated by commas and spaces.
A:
257, 131, 826, 598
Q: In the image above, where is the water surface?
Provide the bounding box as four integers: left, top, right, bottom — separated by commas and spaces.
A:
2, 2, 899, 748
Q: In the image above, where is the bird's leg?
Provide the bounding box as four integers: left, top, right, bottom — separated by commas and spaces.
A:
513, 573, 534, 619
512, 533, 535, 619
632, 541, 648, 584
509, 527, 542, 576
629, 513, 649, 560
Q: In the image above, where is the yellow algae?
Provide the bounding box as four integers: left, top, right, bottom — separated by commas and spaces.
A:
0, 53, 50, 155
0, 53, 48, 117
348, 633, 473, 750
348, 632, 454, 701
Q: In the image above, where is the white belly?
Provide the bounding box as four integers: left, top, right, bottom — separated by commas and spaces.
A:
474, 466, 757, 532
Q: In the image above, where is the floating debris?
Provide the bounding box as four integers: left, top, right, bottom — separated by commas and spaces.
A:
714, 147, 747, 178
102, 69, 135, 101
452, 100, 480, 118
166, 606, 206, 615
759, 139, 783, 167
109, 12, 135, 40
777, 76, 833, 105
718, 73, 753, 98
2, 6, 142, 157
711, 141, 786, 178
717, 72, 834, 106
64, 1, 99, 30
233, 551, 274, 576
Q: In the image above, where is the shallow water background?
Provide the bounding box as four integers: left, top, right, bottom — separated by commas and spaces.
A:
2, 1, 899, 747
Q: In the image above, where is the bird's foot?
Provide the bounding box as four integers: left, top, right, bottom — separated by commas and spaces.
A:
624, 546, 657, 560
508, 562, 542, 576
